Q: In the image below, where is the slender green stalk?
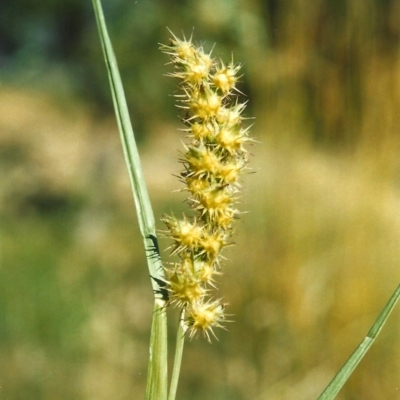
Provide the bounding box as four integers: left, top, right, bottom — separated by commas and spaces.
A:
168, 310, 187, 400
91, 0, 164, 282
146, 301, 168, 400
317, 284, 400, 400
92, 1, 168, 398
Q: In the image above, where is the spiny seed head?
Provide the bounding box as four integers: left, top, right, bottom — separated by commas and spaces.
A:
168, 53, 213, 85
216, 159, 244, 184
166, 263, 206, 306
185, 175, 214, 196
181, 256, 220, 286
183, 53, 213, 84
217, 102, 247, 126
215, 124, 250, 155
173, 42, 196, 61
188, 121, 215, 141
213, 208, 238, 229
161, 31, 197, 62
212, 61, 241, 93
186, 299, 227, 341
197, 188, 234, 214
160, 32, 253, 340
187, 85, 222, 119
184, 146, 245, 184
183, 145, 222, 178
193, 195, 238, 229
161, 215, 204, 253
198, 230, 229, 261
195, 259, 220, 286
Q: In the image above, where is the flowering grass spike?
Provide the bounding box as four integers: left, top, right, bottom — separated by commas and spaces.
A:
160, 31, 252, 341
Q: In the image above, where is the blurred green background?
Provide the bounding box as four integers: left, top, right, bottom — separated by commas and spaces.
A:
1, 0, 400, 399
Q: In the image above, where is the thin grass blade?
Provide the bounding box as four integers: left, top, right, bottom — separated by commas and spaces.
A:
146, 301, 168, 400
91, 0, 164, 283
317, 284, 400, 400
92, 1, 168, 399
168, 310, 187, 400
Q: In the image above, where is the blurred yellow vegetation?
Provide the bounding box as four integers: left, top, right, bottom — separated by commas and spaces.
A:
1, 1, 400, 399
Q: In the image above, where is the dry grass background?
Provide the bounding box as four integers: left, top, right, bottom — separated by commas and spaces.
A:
1, 1, 400, 399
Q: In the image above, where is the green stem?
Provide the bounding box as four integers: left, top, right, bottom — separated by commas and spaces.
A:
317, 284, 400, 400
91, 0, 164, 285
168, 309, 187, 400
146, 301, 168, 400
91, 1, 168, 399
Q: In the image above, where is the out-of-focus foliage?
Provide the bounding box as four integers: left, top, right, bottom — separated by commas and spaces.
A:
1, 0, 400, 399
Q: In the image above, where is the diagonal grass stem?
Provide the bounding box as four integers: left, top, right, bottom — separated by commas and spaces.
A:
317, 284, 400, 400
92, 1, 168, 398
168, 309, 187, 400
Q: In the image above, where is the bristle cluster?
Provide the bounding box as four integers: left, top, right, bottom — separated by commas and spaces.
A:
160, 31, 252, 341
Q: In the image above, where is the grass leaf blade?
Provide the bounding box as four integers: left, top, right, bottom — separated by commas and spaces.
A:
168, 310, 186, 400
317, 284, 400, 400
92, 1, 168, 399
146, 301, 168, 400
91, 0, 164, 283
